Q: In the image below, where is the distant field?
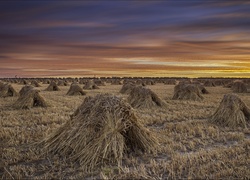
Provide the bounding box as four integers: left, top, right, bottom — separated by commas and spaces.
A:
1, 81, 250, 179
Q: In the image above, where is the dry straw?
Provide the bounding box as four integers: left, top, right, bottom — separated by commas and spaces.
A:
66, 83, 86, 96
119, 82, 136, 94
43, 79, 50, 84
19, 79, 29, 85
45, 81, 60, 91
0, 83, 18, 97
0, 81, 4, 87
204, 80, 216, 87
197, 84, 209, 94
83, 80, 99, 89
111, 79, 122, 85
127, 86, 166, 108
164, 79, 177, 85
41, 93, 158, 171
57, 80, 68, 86
210, 93, 250, 128
14, 86, 48, 109
172, 84, 204, 101
144, 80, 155, 85
94, 79, 106, 86
19, 85, 34, 96
31, 80, 41, 87
224, 81, 233, 88
232, 81, 248, 93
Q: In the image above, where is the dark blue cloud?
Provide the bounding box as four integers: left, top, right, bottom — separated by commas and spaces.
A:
0, 1, 249, 44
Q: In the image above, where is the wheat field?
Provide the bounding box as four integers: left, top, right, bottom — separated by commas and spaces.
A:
0, 80, 250, 179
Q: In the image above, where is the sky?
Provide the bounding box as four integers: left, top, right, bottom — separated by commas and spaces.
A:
0, 1, 250, 78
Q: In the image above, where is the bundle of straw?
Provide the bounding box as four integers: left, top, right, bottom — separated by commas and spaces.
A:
119, 82, 136, 94
232, 81, 248, 93
42, 93, 158, 171
14, 87, 48, 109
83, 80, 99, 89
45, 81, 60, 91
0, 83, 18, 97
127, 86, 165, 108
172, 84, 204, 101
66, 83, 86, 96
210, 93, 250, 128
19, 85, 34, 96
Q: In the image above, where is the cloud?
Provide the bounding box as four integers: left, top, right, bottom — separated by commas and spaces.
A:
177, 19, 250, 32
201, 1, 250, 7
0, 55, 8, 60
0, 1, 250, 77
3, 20, 115, 30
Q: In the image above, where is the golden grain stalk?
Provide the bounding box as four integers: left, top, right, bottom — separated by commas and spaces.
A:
31, 80, 41, 87
203, 80, 216, 87
111, 79, 122, 85
19, 85, 34, 96
66, 83, 86, 96
42, 79, 50, 84
94, 79, 106, 86
19, 79, 29, 85
83, 80, 99, 89
0, 83, 18, 97
210, 93, 250, 128
41, 93, 158, 171
127, 86, 166, 108
232, 81, 248, 93
57, 80, 68, 86
45, 81, 60, 91
0, 80, 5, 87
14, 86, 48, 109
119, 82, 136, 94
197, 84, 209, 94
172, 84, 204, 101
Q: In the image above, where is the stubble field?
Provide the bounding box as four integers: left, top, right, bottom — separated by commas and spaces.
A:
1, 82, 250, 179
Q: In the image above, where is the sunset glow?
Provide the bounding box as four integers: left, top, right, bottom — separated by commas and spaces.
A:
0, 1, 250, 78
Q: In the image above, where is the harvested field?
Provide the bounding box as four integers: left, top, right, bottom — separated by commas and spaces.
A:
0, 81, 250, 179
